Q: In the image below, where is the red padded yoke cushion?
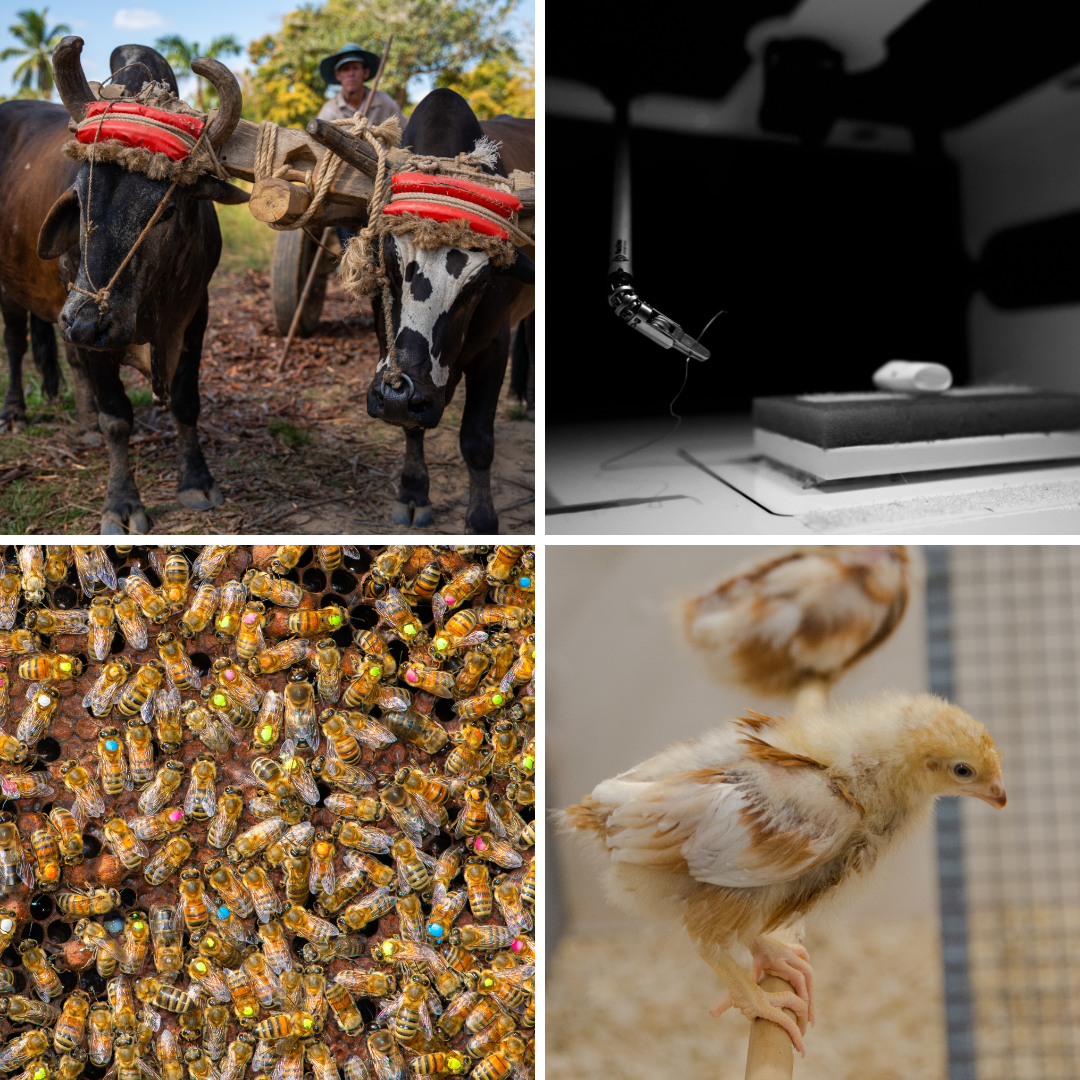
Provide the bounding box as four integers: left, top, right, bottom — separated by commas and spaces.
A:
77, 101, 205, 161
382, 171, 522, 239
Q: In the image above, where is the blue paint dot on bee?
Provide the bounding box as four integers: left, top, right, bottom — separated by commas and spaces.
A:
105, 740, 118, 752
427, 923, 444, 939
218, 906, 230, 919
520, 577, 531, 588
104, 917, 124, 934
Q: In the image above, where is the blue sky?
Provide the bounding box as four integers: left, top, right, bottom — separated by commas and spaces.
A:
0, 0, 533, 106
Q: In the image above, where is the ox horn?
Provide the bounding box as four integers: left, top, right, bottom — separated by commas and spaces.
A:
52, 36, 95, 124
191, 57, 242, 148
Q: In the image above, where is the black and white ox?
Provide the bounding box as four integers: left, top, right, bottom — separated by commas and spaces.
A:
0, 38, 248, 533
366, 88, 535, 534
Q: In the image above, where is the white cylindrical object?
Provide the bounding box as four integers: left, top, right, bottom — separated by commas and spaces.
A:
872, 360, 953, 393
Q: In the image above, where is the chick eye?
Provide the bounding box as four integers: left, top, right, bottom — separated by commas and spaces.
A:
953, 763, 974, 778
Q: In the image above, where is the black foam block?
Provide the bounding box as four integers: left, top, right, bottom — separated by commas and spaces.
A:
752, 389, 1080, 448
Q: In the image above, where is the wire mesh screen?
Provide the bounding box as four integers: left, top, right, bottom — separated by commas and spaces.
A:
947, 546, 1080, 1080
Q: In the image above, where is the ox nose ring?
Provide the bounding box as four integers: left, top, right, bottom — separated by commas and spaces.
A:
387, 373, 414, 397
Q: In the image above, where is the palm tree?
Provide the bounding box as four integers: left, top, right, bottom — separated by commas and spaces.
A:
154, 34, 241, 111
1, 8, 71, 100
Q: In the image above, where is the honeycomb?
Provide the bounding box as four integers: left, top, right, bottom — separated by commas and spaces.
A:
0, 544, 535, 1080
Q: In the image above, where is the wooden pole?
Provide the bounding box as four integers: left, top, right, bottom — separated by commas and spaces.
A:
744, 975, 797, 1080
276, 35, 393, 371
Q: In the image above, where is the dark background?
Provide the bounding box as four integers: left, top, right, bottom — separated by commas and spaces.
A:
549, 0, 1080, 425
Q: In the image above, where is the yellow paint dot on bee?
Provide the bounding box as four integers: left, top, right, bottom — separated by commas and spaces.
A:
436, 638, 448, 650
404, 624, 417, 636
60, 662, 71, 672
133, 922, 144, 930
483, 978, 493, 987
259, 726, 274, 742
195, 962, 206, 972
34, 1068, 46, 1078
243, 1007, 254, 1016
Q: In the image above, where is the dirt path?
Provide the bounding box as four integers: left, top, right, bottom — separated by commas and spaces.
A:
0, 270, 534, 534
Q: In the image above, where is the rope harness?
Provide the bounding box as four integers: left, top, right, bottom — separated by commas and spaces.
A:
252, 113, 530, 381
63, 74, 228, 325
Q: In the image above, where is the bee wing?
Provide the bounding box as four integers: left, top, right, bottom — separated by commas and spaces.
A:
183, 781, 199, 817
89, 626, 111, 662
147, 549, 166, 581
131, 835, 151, 860
95, 554, 118, 593
375, 686, 410, 712
217, 713, 251, 745
342, 546, 362, 559
485, 803, 507, 838
80, 784, 107, 820
321, 861, 336, 898
347, 716, 396, 750
183, 656, 201, 691
71, 800, 89, 831
118, 610, 148, 651
18, 847, 34, 888
431, 593, 447, 624
292, 766, 320, 808
498, 669, 515, 694
140, 687, 160, 726
413, 796, 447, 831
460, 630, 489, 648
199, 786, 218, 820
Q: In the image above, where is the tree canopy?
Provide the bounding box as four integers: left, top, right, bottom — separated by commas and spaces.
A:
1, 7, 71, 100
154, 34, 242, 111
244, 0, 523, 127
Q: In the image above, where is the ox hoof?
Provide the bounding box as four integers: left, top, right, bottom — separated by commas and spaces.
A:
100, 508, 151, 535
79, 430, 102, 447
178, 481, 224, 511
0, 417, 27, 434
391, 500, 433, 528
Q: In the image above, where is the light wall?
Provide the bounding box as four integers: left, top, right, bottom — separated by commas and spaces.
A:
548, 544, 935, 936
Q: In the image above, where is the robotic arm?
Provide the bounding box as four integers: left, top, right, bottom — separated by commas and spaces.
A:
606, 97, 710, 362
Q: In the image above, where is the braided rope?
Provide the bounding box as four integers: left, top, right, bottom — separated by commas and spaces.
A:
386, 191, 533, 247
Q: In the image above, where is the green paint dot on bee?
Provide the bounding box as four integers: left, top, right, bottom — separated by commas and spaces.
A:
60, 662, 71, 672
436, 638, 448, 650
492, 693, 504, 705
259, 726, 273, 742
523, 756, 535, 770
195, 962, 206, 972
404, 624, 417, 636
133, 922, 144, 930
447, 1060, 462, 1072
370, 665, 381, 678
302, 1018, 312, 1029
34, 1069, 46, 1078
330, 614, 341, 625
213, 694, 227, 707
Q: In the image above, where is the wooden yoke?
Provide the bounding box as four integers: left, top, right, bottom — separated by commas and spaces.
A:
216, 117, 536, 235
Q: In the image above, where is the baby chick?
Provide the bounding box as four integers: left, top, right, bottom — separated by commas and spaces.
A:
684, 546, 909, 698
558, 691, 1004, 1054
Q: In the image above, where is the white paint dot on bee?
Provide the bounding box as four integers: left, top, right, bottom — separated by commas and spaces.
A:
36, 694, 51, 707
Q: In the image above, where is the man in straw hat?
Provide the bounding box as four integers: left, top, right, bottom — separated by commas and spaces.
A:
316, 43, 405, 127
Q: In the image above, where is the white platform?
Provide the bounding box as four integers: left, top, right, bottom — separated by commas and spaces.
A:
754, 427, 1080, 481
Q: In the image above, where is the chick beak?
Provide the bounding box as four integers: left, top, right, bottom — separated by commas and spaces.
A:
974, 774, 1007, 809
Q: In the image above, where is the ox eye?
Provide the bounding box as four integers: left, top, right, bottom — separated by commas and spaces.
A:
158, 205, 176, 223
953, 763, 974, 778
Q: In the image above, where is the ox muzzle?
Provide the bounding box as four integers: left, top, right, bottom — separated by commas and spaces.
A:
367, 370, 444, 430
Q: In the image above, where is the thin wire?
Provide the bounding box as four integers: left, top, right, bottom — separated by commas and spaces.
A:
599, 307, 726, 470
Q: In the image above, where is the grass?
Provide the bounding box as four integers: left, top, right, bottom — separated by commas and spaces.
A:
267, 418, 312, 448
215, 181, 276, 279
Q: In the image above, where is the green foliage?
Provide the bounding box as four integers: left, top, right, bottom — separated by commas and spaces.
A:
154, 33, 242, 111
268, 418, 312, 447
435, 47, 532, 117
214, 183, 276, 277
244, 0, 521, 126
1, 7, 71, 99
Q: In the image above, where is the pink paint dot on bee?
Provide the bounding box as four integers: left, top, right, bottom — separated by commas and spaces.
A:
243, 613, 257, 624
405, 669, 418, 684
512, 940, 523, 951
224, 669, 235, 680
474, 838, 488, 850
170, 810, 184, 821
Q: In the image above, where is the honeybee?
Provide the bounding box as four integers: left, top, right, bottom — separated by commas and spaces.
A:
341, 657, 383, 711
150, 546, 190, 613
207, 787, 245, 850
243, 569, 303, 608
19, 941, 63, 1001
0, 1030, 50, 1071
453, 687, 509, 722
201, 859, 251, 916
18, 652, 83, 682
492, 876, 531, 934
183, 754, 218, 821
157, 632, 200, 691
400, 664, 454, 698
0, 628, 41, 656
185, 1047, 217, 1080
379, 708, 448, 755
68, 545, 115, 596
136, 760, 184, 816
193, 545, 236, 582
426, 888, 467, 945
176, 581, 218, 640
411, 1052, 469, 1077
55, 885, 121, 919
96, 729, 132, 795
484, 545, 523, 583
470, 1038, 525, 1080
118, 911, 151, 976
311, 752, 374, 792
227, 818, 287, 863
214, 581, 247, 643
147, 905, 181, 976
135, 976, 193, 1014
248, 690, 284, 752
173, 867, 209, 932
87, 1003, 113, 1064
248, 637, 310, 677
431, 843, 465, 900
107, 596, 145, 654
397, 768, 451, 828
25, 607, 89, 635
0, 994, 59, 1028
0, 771, 55, 801
468, 830, 522, 870
453, 650, 490, 696
102, 816, 148, 871
217, 1034, 257, 1080
153, 683, 183, 753
301, 965, 328, 1025
46, 807, 82, 865
75, 918, 125, 978
283, 904, 339, 943
42, 544, 70, 585
17, 545, 46, 604
402, 561, 441, 606
463, 858, 492, 918
0, 564, 19, 629
178, 701, 227, 755
445, 726, 485, 777
0, 907, 17, 952
353, 629, 397, 679
283, 673, 318, 749
395, 893, 425, 943
317, 545, 360, 573
120, 568, 166, 624
313, 862, 365, 915
130, 806, 187, 841
489, 583, 532, 608
119, 719, 153, 787
375, 588, 427, 644
237, 862, 279, 924
0, 733, 29, 764
28, 825, 61, 891
59, 761, 105, 826
332, 821, 393, 854
432, 565, 485, 623
16, 686, 60, 745
380, 784, 426, 845
153, 1029, 184, 1080
306, 832, 335, 897
201, 1003, 229, 1062
391, 835, 434, 893
454, 782, 504, 840
499, 636, 534, 695
311, 639, 343, 703
53, 989, 91, 1045
429, 611, 487, 659
142, 836, 191, 886
255, 919, 291, 975
323, 792, 380, 822
323, 979, 364, 1035
116, 660, 164, 721
466, 1014, 517, 1059
367, 1031, 405, 1080
319, 714, 361, 766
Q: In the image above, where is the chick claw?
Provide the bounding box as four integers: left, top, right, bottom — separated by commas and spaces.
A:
709, 983, 810, 1056
750, 935, 815, 1025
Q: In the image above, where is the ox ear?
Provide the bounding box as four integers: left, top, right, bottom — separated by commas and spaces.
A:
38, 187, 81, 261
503, 247, 534, 285
188, 175, 251, 205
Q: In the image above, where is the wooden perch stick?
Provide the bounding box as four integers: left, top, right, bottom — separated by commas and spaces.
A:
744, 975, 797, 1080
